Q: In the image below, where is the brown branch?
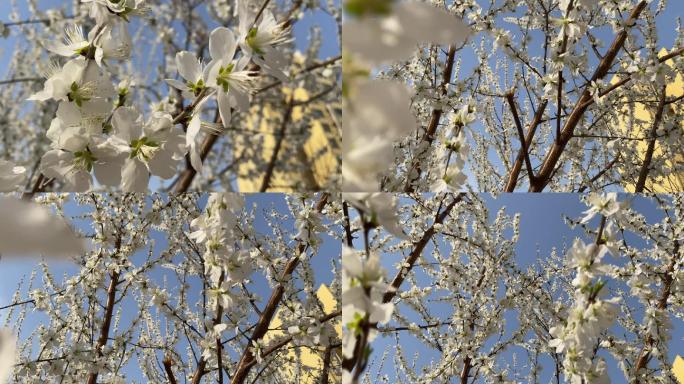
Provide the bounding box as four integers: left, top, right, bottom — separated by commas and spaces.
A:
577, 154, 621, 192
256, 55, 341, 94
404, 45, 458, 192
632, 242, 679, 381
528, 1, 650, 192
236, 310, 341, 375
230, 194, 329, 384
576, 46, 684, 112
634, 85, 668, 193
320, 345, 333, 384
342, 201, 354, 246
505, 91, 536, 185
555, 0, 574, 143
504, 100, 548, 191
382, 193, 464, 303
341, 195, 463, 377
191, 271, 227, 384
86, 269, 120, 384
163, 354, 178, 384
0, 77, 42, 85
217, 336, 224, 384
258, 98, 295, 192
22, 173, 46, 200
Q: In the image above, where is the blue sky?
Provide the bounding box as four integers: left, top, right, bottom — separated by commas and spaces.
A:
356, 193, 684, 383
0, 193, 338, 382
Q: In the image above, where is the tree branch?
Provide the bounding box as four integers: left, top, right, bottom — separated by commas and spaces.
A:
404, 45, 458, 192
86, 268, 120, 384
320, 345, 333, 384
528, 0, 650, 192
230, 194, 329, 384
632, 242, 679, 381
259, 98, 295, 192
162, 354, 178, 384
505, 91, 536, 185
383, 193, 464, 303
504, 100, 548, 191
634, 85, 667, 193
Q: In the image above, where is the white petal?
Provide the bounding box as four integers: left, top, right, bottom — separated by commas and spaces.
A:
217, 91, 232, 129
230, 89, 250, 112
186, 113, 200, 142
189, 144, 203, 174
83, 60, 115, 98
40, 150, 69, 179
354, 80, 417, 138
121, 159, 149, 192
93, 160, 123, 187
112, 107, 143, 142
91, 143, 125, 187
176, 51, 202, 83
341, 247, 364, 277
95, 47, 104, 66
369, 302, 395, 324
209, 27, 237, 60
342, 16, 417, 65
204, 60, 219, 86
165, 79, 189, 91
64, 168, 92, 192
148, 147, 178, 179
254, 54, 288, 82
55, 100, 82, 127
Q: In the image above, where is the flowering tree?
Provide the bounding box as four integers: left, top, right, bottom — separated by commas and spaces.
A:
0, 0, 341, 193
342, 0, 684, 193
0, 192, 342, 383
342, 192, 683, 383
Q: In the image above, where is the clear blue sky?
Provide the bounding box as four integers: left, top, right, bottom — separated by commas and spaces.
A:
358, 193, 683, 383
0, 193, 338, 382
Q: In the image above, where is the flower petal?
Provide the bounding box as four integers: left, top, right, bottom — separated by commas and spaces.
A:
217, 91, 232, 129
209, 27, 237, 60
121, 158, 149, 192
176, 51, 202, 83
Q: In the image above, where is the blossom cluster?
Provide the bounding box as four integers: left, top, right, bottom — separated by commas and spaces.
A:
21, 0, 291, 192
188, 193, 251, 359
341, 192, 415, 383
341, 0, 470, 191
548, 193, 625, 383
341, 247, 394, 384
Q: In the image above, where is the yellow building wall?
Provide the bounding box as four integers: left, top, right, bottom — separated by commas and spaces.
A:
236, 86, 341, 192
616, 48, 684, 192
674, 355, 684, 384
264, 284, 341, 382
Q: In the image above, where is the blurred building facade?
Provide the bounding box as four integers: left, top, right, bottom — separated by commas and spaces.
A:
264, 284, 341, 383
235, 83, 341, 192
616, 48, 684, 192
